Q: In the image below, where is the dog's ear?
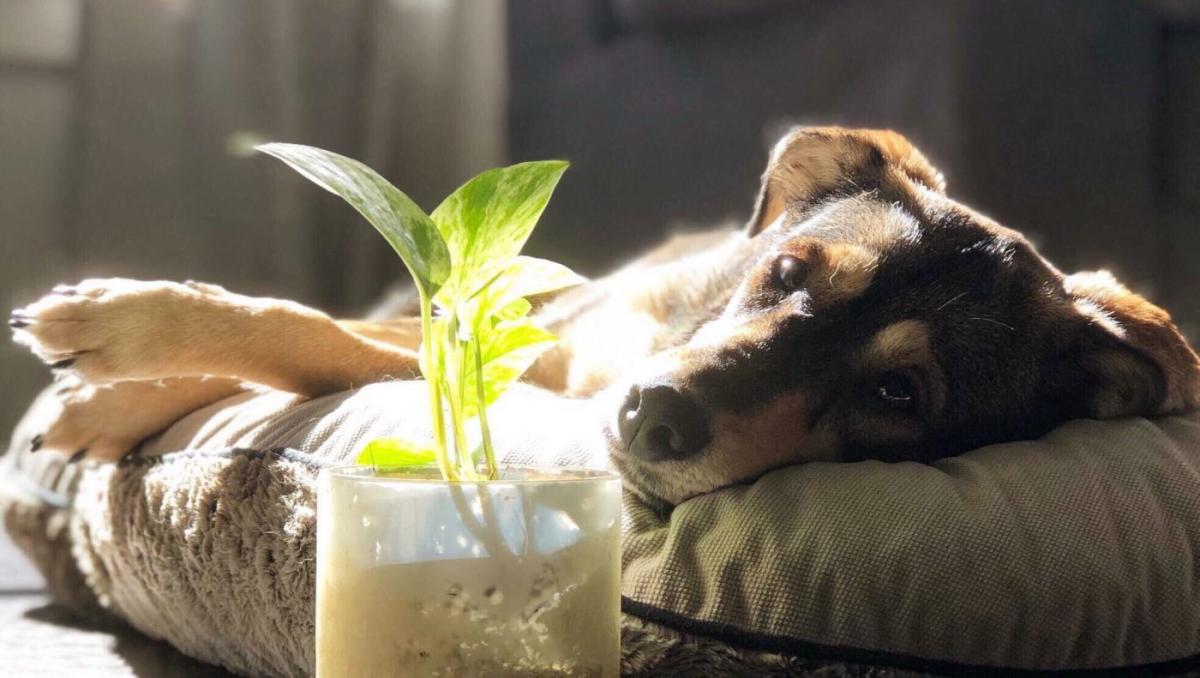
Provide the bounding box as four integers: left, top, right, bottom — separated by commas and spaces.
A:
1063, 271, 1200, 419
748, 127, 946, 235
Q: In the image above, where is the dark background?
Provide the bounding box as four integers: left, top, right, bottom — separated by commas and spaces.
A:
2, 0, 1198, 438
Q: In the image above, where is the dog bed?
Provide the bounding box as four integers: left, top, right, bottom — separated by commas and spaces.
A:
4, 381, 1200, 676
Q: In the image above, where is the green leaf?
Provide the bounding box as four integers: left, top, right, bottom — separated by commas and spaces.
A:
485, 256, 585, 310
495, 297, 532, 322
257, 143, 451, 297
356, 437, 438, 467
461, 321, 558, 417
455, 256, 583, 336
483, 321, 558, 364
431, 161, 568, 305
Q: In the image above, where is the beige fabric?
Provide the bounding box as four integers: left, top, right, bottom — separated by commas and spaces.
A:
140, 382, 610, 469
5, 381, 1200, 676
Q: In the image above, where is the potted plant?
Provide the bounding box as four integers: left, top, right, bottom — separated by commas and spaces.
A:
259, 144, 623, 677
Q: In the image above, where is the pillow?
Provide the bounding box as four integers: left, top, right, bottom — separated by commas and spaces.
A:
622, 414, 1200, 674
4, 381, 1200, 676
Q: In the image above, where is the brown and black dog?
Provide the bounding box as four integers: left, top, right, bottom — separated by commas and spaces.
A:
11, 127, 1200, 509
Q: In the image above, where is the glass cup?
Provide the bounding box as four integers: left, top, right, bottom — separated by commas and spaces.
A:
316, 465, 622, 677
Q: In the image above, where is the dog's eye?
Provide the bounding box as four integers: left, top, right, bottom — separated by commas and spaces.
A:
876, 373, 918, 411
772, 255, 809, 293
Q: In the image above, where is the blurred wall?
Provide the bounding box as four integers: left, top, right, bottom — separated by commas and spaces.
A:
0, 0, 507, 436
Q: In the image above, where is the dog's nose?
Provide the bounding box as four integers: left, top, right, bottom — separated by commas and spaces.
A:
618, 384, 711, 461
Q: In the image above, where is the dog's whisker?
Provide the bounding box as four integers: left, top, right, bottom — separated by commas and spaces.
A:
968, 316, 1016, 331
936, 291, 968, 312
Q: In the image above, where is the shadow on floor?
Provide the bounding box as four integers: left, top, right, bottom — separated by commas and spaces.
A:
22, 602, 236, 677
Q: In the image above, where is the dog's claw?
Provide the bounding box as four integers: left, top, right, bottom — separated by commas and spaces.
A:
30, 434, 43, 452
67, 448, 88, 464
52, 285, 78, 296
8, 313, 30, 329
50, 357, 76, 370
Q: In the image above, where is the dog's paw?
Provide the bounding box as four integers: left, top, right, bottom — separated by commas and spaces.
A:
10, 278, 223, 382
31, 378, 146, 463
27, 376, 245, 464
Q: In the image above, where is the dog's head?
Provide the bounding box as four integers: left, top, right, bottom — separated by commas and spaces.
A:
613, 126, 1200, 508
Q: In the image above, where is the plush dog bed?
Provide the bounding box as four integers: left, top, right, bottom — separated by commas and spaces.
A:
4, 381, 1200, 676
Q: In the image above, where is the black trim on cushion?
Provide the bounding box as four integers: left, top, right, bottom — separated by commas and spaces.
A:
622, 596, 1200, 677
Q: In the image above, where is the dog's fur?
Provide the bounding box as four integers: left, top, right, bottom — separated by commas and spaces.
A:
11, 127, 1200, 509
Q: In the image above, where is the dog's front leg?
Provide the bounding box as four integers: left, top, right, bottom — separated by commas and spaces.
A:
11, 279, 420, 395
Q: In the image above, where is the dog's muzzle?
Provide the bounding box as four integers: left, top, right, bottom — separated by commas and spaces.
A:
617, 383, 711, 461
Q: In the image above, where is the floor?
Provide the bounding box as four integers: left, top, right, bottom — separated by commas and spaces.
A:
0, 529, 235, 676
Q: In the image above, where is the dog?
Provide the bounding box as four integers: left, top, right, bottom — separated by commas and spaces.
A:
10, 127, 1200, 511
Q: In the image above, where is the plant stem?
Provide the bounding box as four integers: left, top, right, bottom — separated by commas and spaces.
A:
441, 313, 474, 480
451, 330, 473, 479
421, 292, 456, 481
475, 341, 498, 480
446, 379, 471, 480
